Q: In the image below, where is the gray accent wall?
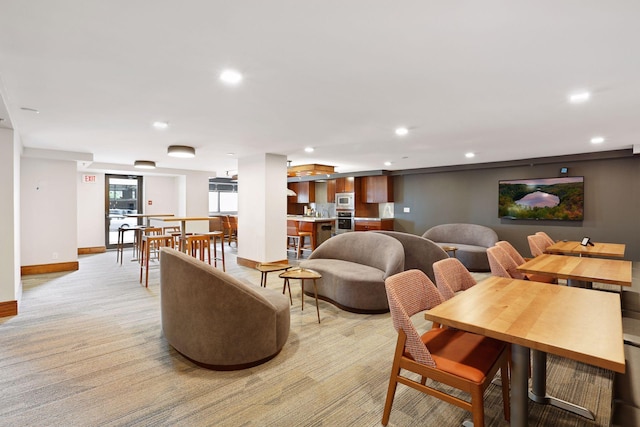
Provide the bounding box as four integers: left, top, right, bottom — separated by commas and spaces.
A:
393, 155, 640, 261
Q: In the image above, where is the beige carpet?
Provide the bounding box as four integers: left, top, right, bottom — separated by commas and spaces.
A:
0, 247, 622, 426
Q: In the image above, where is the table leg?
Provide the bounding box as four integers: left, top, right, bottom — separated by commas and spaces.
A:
282, 278, 292, 304
300, 279, 305, 311
312, 278, 320, 324
529, 350, 595, 420
511, 344, 530, 427
180, 221, 187, 252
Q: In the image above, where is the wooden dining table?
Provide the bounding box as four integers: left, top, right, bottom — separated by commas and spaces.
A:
424, 276, 625, 427
517, 253, 632, 288
545, 240, 626, 258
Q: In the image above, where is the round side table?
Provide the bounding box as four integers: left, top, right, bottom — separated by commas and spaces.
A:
255, 263, 291, 287
279, 268, 322, 324
442, 245, 458, 258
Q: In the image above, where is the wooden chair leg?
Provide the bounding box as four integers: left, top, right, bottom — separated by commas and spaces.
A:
382, 334, 405, 426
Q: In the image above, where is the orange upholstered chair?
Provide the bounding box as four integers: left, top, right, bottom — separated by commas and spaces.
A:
382, 270, 510, 427
496, 240, 527, 265
535, 231, 555, 247
488, 245, 555, 283
527, 234, 549, 257
432, 258, 477, 301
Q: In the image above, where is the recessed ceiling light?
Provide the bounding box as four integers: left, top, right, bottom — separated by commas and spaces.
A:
226, 152, 235, 156
590, 136, 605, 144
153, 121, 169, 129
134, 160, 156, 169
465, 152, 476, 158
568, 91, 591, 104
304, 147, 314, 153
384, 161, 392, 166
395, 127, 409, 136
20, 107, 39, 113
219, 69, 243, 85
167, 145, 196, 158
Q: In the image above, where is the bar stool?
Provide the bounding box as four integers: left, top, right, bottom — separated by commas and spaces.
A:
116, 224, 133, 264
139, 234, 174, 287
186, 234, 211, 264
204, 231, 226, 271
287, 220, 313, 259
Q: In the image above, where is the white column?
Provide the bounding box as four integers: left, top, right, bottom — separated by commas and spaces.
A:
237, 153, 287, 264
0, 128, 21, 309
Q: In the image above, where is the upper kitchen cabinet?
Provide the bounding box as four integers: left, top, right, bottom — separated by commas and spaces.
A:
335, 177, 355, 193
294, 181, 315, 203
326, 179, 336, 203
362, 176, 394, 203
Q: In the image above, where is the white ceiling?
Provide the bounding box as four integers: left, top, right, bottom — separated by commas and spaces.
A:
1, 1, 639, 176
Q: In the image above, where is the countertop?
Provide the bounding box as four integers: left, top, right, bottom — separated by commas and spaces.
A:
287, 215, 337, 222
354, 217, 394, 221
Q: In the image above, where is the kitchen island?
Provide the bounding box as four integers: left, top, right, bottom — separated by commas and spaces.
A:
287, 216, 336, 249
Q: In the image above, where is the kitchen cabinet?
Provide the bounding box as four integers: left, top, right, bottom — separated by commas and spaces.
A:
362, 176, 394, 203
354, 218, 394, 231
326, 179, 336, 203
335, 177, 355, 193
288, 182, 315, 203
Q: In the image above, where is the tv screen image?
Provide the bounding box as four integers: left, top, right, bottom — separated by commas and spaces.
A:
498, 176, 584, 221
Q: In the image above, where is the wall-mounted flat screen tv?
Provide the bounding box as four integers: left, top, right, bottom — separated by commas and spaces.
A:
498, 176, 584, 221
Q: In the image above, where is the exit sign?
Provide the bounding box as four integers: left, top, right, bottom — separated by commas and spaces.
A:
82, 174, 97, 184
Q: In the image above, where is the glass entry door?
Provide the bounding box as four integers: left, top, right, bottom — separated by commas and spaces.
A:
105, 174, 143, 249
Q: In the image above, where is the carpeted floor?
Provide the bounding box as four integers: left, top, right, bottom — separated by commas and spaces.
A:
0, 246, 627, 426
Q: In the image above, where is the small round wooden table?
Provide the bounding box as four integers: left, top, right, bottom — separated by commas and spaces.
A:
279, 268, 322, 324
442, 245, 458, 258
255, 263, 291, 287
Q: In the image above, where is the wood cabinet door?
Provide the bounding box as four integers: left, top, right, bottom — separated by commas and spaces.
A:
363, 176, 394, 203
296, 181, 315, 203
335, 177, 355, 193
326, 179, 336, 203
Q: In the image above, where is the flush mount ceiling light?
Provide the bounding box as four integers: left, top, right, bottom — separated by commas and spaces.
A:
568, 91, 591, 104
590, 136, 605, 144
395, 127, 409, 136
167, 145, 196, 158
153, 121, 169, 129
304, 147, 315, 153
134, 160, 156, 169
219, 69, 243, 85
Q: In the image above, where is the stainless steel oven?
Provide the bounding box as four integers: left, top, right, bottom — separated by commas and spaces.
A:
336, 211, 354, 234
335, 192, 355, 210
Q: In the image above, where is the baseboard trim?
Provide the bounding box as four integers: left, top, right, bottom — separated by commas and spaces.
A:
21, 261, 80, 276
236, 257, 289, 269
78, 246, 106, 255
0, 300, 18, 317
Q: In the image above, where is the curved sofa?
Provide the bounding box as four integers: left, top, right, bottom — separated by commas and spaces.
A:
299, 232, 405, 313
422, 223, 498, 272
160, 247, 290, 370
373, 230, 449, 282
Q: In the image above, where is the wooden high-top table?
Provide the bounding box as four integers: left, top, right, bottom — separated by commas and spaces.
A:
517, 253, 632, 288
545, 240, 626, 258
152, 216, 212, 251
425, 276, 625, 427
126, 213, 174, 227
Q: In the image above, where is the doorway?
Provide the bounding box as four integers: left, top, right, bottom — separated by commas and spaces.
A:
105, 174, 143, 249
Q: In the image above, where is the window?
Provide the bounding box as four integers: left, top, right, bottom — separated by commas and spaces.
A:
209, 178, 238, 214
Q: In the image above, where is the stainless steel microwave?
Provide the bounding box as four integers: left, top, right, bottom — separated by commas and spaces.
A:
335, 192, 355, 210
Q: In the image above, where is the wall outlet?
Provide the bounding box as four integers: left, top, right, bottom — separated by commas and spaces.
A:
403, 207, 411, 213
52, 252, 58, 260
